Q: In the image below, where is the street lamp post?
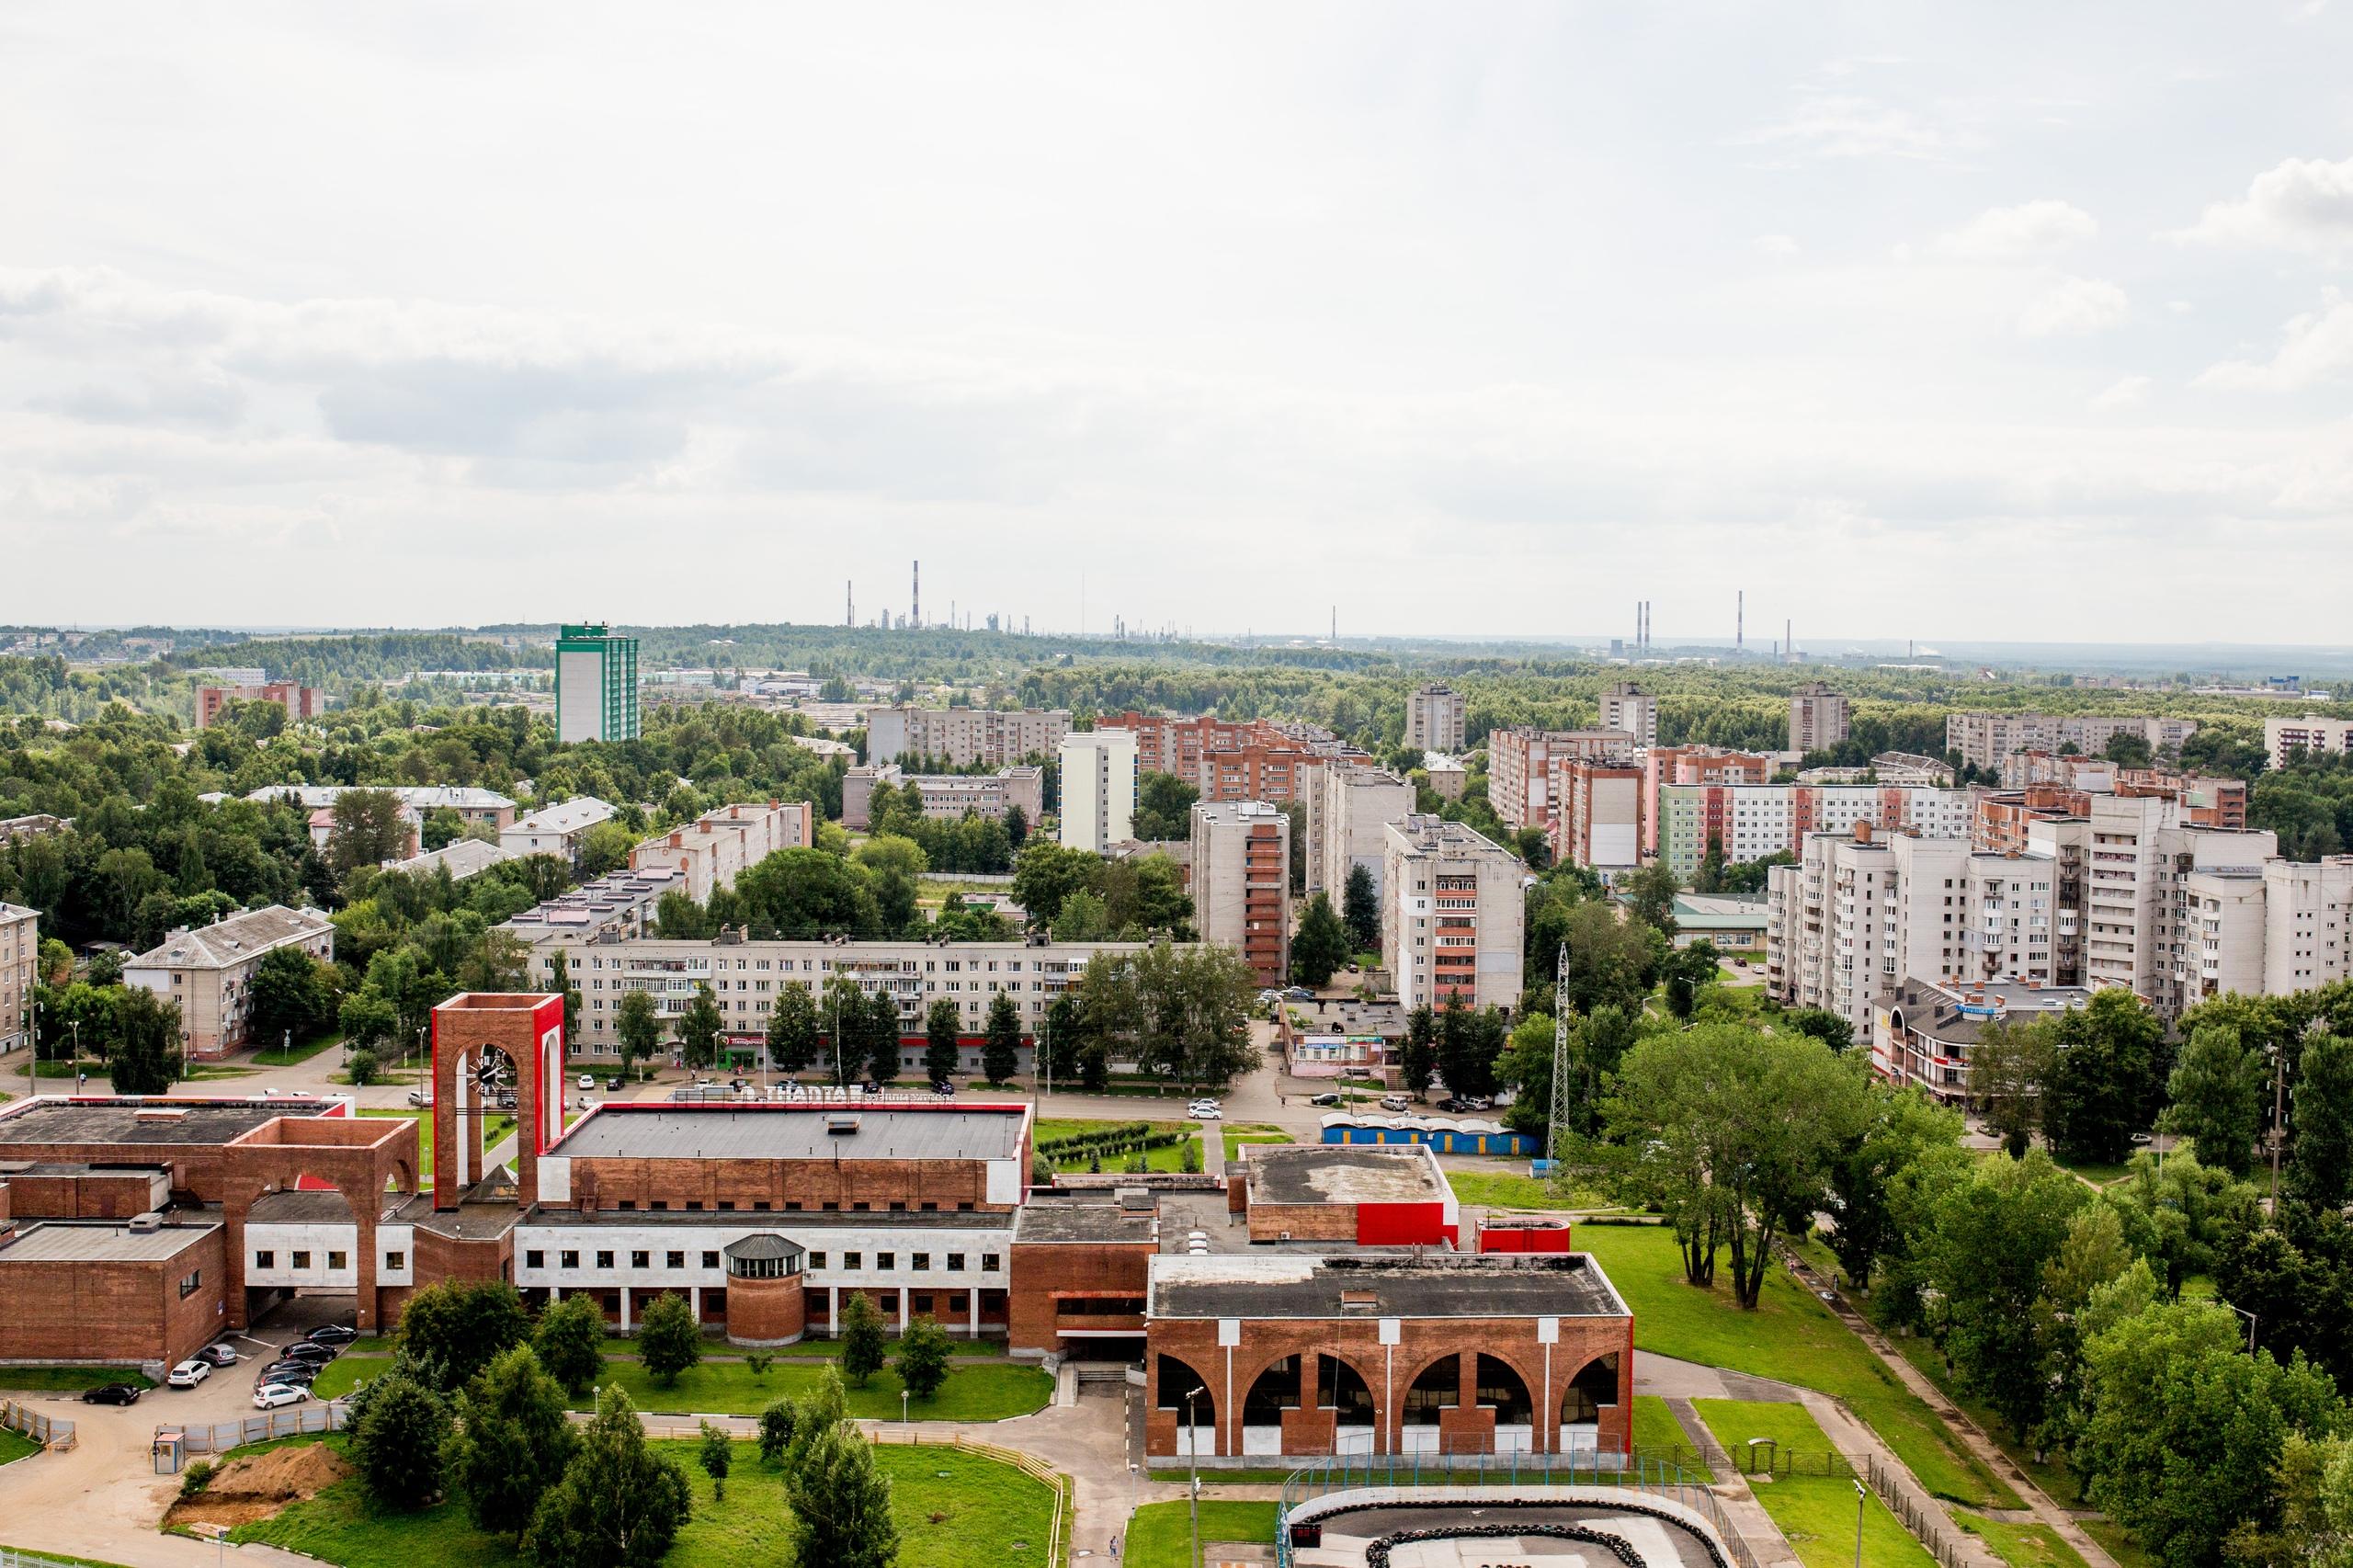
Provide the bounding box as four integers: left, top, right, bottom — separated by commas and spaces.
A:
1184, 1385, 1206, 1568
2231, 1304, 2258, 1354
1853, 1478, 1867, 1568
901, 1387, 909, 1441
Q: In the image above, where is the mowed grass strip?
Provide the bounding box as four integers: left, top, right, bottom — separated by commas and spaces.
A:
1573, 1224, 2018, 1509
1127, 1500, 1279, 1568
0, 1365, 154, 1392
1630, 1393, 1712, 1479
233, 1437, 1057, 1568
1693, 1401, 1933, 1568
1954, 1511, 2096, 1568
307, 1355, 1049, 1421
0, 1426, 42, 1466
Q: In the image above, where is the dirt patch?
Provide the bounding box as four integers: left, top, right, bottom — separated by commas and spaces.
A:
165, 1440, 352, 1530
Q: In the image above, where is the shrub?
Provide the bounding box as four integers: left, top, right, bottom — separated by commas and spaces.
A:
757, 1398, 799, 1466
178, 1459, 216, 1499
347, 1048, 381, 1086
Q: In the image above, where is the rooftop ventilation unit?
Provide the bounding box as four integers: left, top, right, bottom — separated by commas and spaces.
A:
824, 1116, 861, 1136
127, 1212, 164, 1233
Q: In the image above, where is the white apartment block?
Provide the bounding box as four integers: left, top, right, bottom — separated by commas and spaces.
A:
2266, 715, 2353, 769
1654, 783, 1973, 880
1788, 684, 1850, 753
1421, 754, 1467, 801
0, 903, 35, 1055
1058, 730, 1138, 854
2080, 792, 2275, 1013
122, 905, 335, 1060
1945, 712, 2198, 771
1598, 683, 1658, 749
520, 935, 1164, 1066
864, 707, 1072, 768
1406, 684, 1468, 754
246, 784, 517, 831
2178, 869, 2269, 1006
840, 766, 1044, 831
1381, 815, 1526, 1013
501, 796, 620, 868
1305, 763, 1415, 897
1485, 728, 1635, 832
631, 801, 816, 904
2264, 858, 2353, 993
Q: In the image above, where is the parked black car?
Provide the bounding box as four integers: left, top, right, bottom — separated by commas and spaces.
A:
279, 1342, 337, 1365
305, 1324, 358, 1347
1308, 1092, 1341, 1108
258, 1361, 321, 1384
80, 1382, 142, 1405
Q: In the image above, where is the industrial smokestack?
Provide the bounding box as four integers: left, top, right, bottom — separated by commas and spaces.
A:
1786, 619, 1793, 664
1737, 591, 1744, 651
846, 580, 854, 628
912, 561, 921, 629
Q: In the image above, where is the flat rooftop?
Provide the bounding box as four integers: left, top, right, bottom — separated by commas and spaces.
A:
0, 1219, 220, 1263
1150, 1253, 1627, 1321
545, 1104, 1028, 1164
1013, 1196, 1160, 1244
0, 1097, 335, 1147
1245, 1144, 1448, 1208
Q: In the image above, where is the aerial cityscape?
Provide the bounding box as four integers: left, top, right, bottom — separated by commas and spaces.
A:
6, 6, 2353, 1568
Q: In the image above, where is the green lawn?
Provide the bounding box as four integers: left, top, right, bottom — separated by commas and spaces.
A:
1694, 1402, 1932, 1568
1444, 1167, 1613, 1211
236, 1437, 1054, 1567
358, 1109, 514, 1189
1631, 1394, 1711, 1478
1036, 1118, 1202, 1173
0, 1426, 42, 1466
0, 1366, 155, 1392
2079, 1516, 2154, 1568
1955, 1512, 2095, 1568
255, 1031, 343, 1067
1127, 1500, 1279, 1568
1883, 1330, 2076, 1505
1574, 1225, 2018, 1509
594, 1359, 1052, 1421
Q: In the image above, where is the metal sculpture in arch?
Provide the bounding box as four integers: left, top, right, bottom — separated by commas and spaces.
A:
430, 993, 566, 1207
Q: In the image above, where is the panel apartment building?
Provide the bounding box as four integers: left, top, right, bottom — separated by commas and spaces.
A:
2266, 715, 2353, 769
1597, 683, 1658, 749
555, 623, 641, 744
0, 902, 35, 1056
1190, 801, 1291, 987
1093, 712, 1354, 805
1654, 782, 1972, 880
1381, 815, 1526, 1012
1788, 684, 1850, 753
840, 765, 1046, 831
863, 706, 1072, 768
1405, 683, 1468, 753
1945, 711, 2197, 772
195, 681, 325, 730
630, 800, 816, 903
1487, 728, 1636, 833
1058, 729, 1138, 853
1304, 762, 1415, 897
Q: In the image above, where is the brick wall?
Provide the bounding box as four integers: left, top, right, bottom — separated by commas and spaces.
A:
1245, 1202, 1357, 1244
1006, 1240, 1156, 1353
4, 1170, 170, 1220
725, 1275, 806, 1346
567, 1155, 1004, 1214
0, 1230, 228, 1368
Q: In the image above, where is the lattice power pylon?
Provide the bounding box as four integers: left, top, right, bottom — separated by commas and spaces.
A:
1546, 941, 1574, 1170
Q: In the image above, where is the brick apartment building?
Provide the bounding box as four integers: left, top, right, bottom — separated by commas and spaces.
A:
195, 681, 324, 730
1382, 815, 1526, 1012
1486, 728, 1635, 833
1095, 712, 1331, 804
1191, 801, 1291, 987
1305, 763, 1415, 898
1550, 757, 1643, 873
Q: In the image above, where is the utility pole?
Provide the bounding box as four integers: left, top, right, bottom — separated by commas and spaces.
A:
2271, 1040, 2289, 1207
1547, 943, 1574, 1180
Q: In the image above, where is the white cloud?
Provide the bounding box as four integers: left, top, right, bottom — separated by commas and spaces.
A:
1755, 233, 1801, 256
1734, 93, 1984, 162
2199, 291, 2353, 391
1933, 200, 2097, 260
2018, 278, 2130, 337
2177, 154, 2353, 254
2089, 376, 2152, 410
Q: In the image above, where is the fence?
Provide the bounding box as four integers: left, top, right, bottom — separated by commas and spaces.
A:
1274, 1449, 1760, 1568
2, 1548, 109, 1568
1732, 1442, 1859, 1481
0, 1402, 71, 1453
1865, 1454, 1988, 1568
159, 1399, 353, 1459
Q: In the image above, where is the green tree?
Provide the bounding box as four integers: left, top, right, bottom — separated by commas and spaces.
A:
1922, 1151, 2088, 1442
1290, 893, 1351, 987
2165, 1023, 2268, 1177
1399, 1005, 1436, 1095
521, 1385, 692, 1568
676, 984, 723, 1072
981, 991, 1021, 1085
1049, 888, 1109, 942
1556, 901, 1660, 1017
108, 983, 184, 1095
1131, 770, 1200, 840
548, 947, 582, 1047
534, 1291, 608, 1398
895, 1314, 953, 1403
839, 1290, 887, 1387
785, 1416, 900, 1568
577, 821, 636, 879
1009, 840, 1100, 926
1658, 939, 1720, 1018
329, 789, 413, 876
766, 983, 820, 1074
1342, 863, 1381, 952
350, 1367, 451, 1512
1434, 992, 1504, 1100
1822, 1084, 1967, 1292
697, 1420, 732, 1501
447, 1345, 577, 1539
2290, 1032, 2353, 1210
756, 1398, 799, 1467
636, 1291, 701, 1386
2042, 989, 2165, 1165
1619, 861, 1681, 935
615, 988, 660, 1080
923, 998, 961, 1088
396, 1278, 531, 1392
347, 1047, 381, 1086
248, 944, 330, 1051
338, 986, 398, 1054
864, 987, 904, 1083
1971, 1016, 2052, 1159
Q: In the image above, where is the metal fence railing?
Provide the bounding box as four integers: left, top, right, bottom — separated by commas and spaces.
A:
1866, 1454, 1992, 1568
1733, 1442, 1859, 1481
2, 1548, 112, 1568
1273, 1449, 1760, 1568
157, 1399, 353, 1459
0, 1402, 72, 1452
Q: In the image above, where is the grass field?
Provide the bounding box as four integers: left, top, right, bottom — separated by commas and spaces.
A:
1694, 1402, 1933, 1568
1631, 1394, 1711, 1478
254, 1031, 343, 1067
2079, 1516, 2154, 1567
1127, 1500, 1279, 1568
235, 1437, 1057, 1568
0, 1366, 154, 1392
359, 1108, 516, 1189
1036, 1118, 1203, 1173
0, 1427, 41, 1466
1954, 1512, 2094, 1568
1574, 1225, 2018, 1510
315, 1354, 1050, 1420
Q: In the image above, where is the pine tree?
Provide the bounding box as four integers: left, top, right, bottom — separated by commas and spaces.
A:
1399, 1004, 1437, 1096
786, 1418, 900, 1568
1342, 863, 1381, 952
923, 998, 961, 1088
1291, 893, 1352, 987
839, 1290, 887, 1387
981, 991, 1021, 1086
522, 1385, 692, 1568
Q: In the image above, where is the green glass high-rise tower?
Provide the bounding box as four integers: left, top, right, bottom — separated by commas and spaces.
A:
554, 623, 640, 743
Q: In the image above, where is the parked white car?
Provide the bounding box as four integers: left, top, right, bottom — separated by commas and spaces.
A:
252, 1382, 309, 1410
165, 1360, 211, 1389
1188, 1099, 1222, 1120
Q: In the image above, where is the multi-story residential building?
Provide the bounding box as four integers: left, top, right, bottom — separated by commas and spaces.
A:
245, 784, 517, 832
2267, 716, 2353, 769
864, 707, 1071, 768
1551, 757, 1643, 873
1190, 801, 1291, 987
841, 766, 1045, 831
1788, 684, 1849, 753
1997, 752, 2119, 792
500, 796, 620, 867
381, 837, 514, 883
0, 903, 36, 1056
1059, 730, 1138, 853
1406, 683, 1468, 754
2178, 869, 2269, 1006
1305, 764, 1415, 898
1093, 712, 1341, 804
1598, 682, 1658, 749
122, 905, 335, 1059
1871, 978, 2093, 1104
1640, 746, 1772, 857
2263, 857, 2353, 993
554, 623, 641, 744
1653, 782, 1973, 880
1945, 712, 2197, 772
1420, 753, 1467, 800
1381, 816, 1525, 1013
1975, 786, 2095, 856
2079, 792, 2276, 1014
631, 801, 816, 904
2120, 771, 2248, 832
0, 813, 72, 845
1487, 728, 1635, 832
195, 681, 325, 730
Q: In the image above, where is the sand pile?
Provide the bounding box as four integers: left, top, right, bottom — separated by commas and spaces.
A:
164, 1439, 352, 1529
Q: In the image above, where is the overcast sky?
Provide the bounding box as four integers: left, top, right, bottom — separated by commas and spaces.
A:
5, 3, 2353, 644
